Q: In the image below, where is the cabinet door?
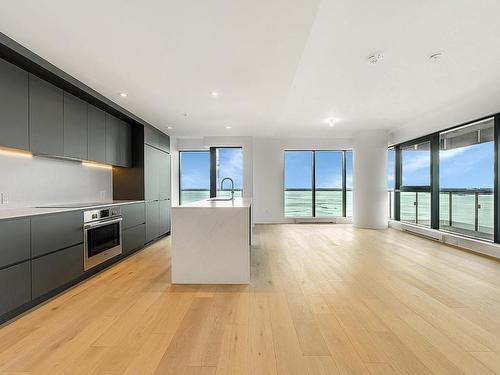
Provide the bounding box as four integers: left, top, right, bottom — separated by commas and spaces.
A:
144, 125, 159, 148
159, 199, 171, 235
144, 145, 160, 201
121, 202, 145, 230
123, 224, 145, 254
32, 244, 83, 299
105, 114, 120, 165
159, 151, 171, 200
0, 58, 29, 150
31, 211, 83, 257
87, 104, 106, 163
63, 92, 88, 160
159, 132, 170, 153
0, 218, 30, 269
145, 201, 160, 242
118, 120, 132, 167
29, 74, 64, 155
0, 261, 31, 317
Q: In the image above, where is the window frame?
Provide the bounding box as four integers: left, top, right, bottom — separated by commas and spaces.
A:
283, 149, 351, 218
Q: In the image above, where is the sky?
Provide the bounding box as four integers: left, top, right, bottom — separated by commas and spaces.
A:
180, 148, 243, 190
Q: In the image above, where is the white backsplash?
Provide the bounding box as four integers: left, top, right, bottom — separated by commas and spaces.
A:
0, 153, 112, 208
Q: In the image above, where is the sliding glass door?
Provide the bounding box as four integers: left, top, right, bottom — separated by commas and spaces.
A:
315, 151, 343, 217
284, 151, 313, 217
215, 147, 243, 198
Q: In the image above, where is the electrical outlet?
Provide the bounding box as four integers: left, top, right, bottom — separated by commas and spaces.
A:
100, 190, 106, 200
1, 192, 8, 204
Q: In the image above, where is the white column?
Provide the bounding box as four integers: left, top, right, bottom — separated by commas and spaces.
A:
352, 130, 388, 229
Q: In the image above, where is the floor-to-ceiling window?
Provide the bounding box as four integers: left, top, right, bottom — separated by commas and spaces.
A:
346, 150, 353, 217
284, 150, 351, 218
179, 151, 211, 204
315, 151, 343, 217
400, 140, 431, 227
215, 147, 243, 198
439, 118, 494, 240
284, 151, 313, 217
179, 147, 243, 204
388, 147, 395, 219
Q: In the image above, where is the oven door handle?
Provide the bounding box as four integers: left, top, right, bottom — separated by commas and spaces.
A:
84, 217, 123, 229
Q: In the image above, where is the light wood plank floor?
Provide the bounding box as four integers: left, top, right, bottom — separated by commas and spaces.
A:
2, 224, 500, 374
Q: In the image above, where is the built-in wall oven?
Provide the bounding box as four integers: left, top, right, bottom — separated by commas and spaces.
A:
84, 207, 122, 271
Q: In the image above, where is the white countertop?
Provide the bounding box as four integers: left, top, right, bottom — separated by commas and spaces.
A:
173, 197, 252, 209
0, 200, 144, 220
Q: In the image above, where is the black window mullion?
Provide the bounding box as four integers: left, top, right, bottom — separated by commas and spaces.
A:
209, 147, 217, 198
312, 151, 316, 217
430, 134, 440, 230
494, 115, 500, 243
394, 145, 402, 221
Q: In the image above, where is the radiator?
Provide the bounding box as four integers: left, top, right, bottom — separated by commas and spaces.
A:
401, 223, 443, 241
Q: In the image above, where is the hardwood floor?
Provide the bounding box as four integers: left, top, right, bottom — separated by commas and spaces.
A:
2, 224, 500, 374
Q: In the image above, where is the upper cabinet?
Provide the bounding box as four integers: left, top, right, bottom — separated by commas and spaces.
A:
87, 104, 106, 163
144, 124, 170, 153
63, 92, 88, 160
29, 74, 64, 155
106, 114, 131, 168
0, 58, 29, 151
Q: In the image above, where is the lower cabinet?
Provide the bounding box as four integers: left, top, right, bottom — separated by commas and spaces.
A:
145, 201, 160, 243
123, 224, 146, 255
31, 244, 83, 299
159, 199, 171, 236
0, 261, 31, 316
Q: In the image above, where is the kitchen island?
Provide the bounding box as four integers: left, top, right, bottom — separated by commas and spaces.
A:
171, 198, 252, 284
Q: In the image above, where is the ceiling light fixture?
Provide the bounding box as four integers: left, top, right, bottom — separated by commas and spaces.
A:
211, 91, 219, 97
167, 126, 173, 130
225, 126, 232, 129
326, 118, 337, 127
120, 92, 128, 97
429, 52, 443, 61
367, 52, 384, 64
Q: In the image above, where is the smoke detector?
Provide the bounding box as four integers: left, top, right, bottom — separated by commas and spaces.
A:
367, 52, 384, 64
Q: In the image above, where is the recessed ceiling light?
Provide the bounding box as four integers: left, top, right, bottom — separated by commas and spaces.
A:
225, 126, 232, 129
367, 52, 383, 64
326, 118, 337, 127
211, 91, 219, 97
167, 126, 173, 130
120, 92, 128, 97
429, 52, 443, 61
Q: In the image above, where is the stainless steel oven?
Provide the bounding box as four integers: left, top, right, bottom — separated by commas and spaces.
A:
83, 207, 122, 271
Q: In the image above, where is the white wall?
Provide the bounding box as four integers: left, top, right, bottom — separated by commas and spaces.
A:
0, 153, 112, 208
172, 136, 352, 223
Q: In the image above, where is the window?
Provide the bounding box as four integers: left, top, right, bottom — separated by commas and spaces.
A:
179, 151, 210, 204
387, 147, 395, 218
284, 151, 313, 217
315, 151, 343, 217
400, 140, 431, 227
179, 147, 243, 205
346, 150, 353, 217
439, 118, 494, 240
216, 147, 243, 198
284, 150, 351, 218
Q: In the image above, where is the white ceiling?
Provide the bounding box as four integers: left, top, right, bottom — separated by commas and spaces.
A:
1, 0, 500, 138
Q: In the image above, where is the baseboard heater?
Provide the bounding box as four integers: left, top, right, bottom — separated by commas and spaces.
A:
401, 223, 444, 241
294, 218, 338, 224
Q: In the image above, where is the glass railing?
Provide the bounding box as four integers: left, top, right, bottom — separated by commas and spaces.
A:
284, 188, 352, 217
439, 189, 493, 241
400, 191, 431, 227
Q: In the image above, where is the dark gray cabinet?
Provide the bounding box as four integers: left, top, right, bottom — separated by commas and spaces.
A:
87, 104, 106, 163
0, 218, 30, 269
159, 132, 170, 153
145, 201, 160, 242
159, 200, 171, 236
29, 74, 64, 155
0, 58, 29, 151
121, 203, 145, 230
0, 261, 31, 316
144, 124, 170, 153
159, 152, 171, 200
106, 114, 131, 167
63, 92, 88, 160
123, 224, 146, 255
31, 211, 83, 257
31, 244, 83, 299
144, 145, 160, 201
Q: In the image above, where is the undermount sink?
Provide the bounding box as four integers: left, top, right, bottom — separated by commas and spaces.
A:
207, 197, 234, 201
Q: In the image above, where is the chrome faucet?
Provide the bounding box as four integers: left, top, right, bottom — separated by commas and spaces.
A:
220, 177, 235, 200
